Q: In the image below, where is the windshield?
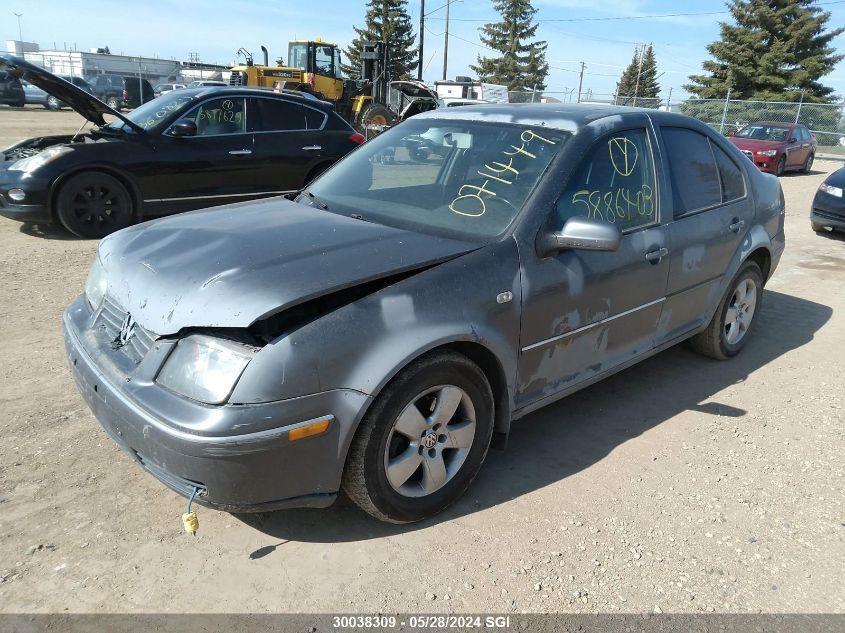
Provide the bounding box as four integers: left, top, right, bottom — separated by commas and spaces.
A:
288, 43, 309, 70
108, 91, 196, 130
304, 119, 568, 241
736, 125, 790, 142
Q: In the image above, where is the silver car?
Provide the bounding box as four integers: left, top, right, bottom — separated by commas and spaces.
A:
63, 104, 785, 523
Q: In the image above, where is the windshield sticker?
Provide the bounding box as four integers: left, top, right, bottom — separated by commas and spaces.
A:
449, 129, 557, 218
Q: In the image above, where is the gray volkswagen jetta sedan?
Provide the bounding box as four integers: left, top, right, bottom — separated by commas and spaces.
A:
64, 104, 785, 523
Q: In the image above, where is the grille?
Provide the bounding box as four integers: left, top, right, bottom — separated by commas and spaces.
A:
95, 296, 157, 364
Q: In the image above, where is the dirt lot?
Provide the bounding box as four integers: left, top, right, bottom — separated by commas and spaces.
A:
0, 107, 843, 614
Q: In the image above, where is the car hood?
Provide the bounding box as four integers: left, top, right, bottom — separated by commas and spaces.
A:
729, 138, 784, 151
0, 54, 141, 131
98, 198, 478, 335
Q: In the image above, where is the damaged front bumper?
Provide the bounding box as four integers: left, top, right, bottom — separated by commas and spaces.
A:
62, 295, 372, 513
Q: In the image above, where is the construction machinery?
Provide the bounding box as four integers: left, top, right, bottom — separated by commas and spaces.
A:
229, 39, 437, 133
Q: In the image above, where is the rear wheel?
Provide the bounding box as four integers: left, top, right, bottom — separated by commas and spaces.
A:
342, 351, 494, 523
106, 96, 121, 111
803, 152, 814, 174
811, 221, 826, 232
691, 261, 763, 360
55, 172, 134, 239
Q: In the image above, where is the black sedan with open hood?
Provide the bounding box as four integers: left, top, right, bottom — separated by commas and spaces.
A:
0, 54, 363, 238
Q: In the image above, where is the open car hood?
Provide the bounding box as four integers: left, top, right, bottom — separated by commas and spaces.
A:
390, 80, 439, 101
0, 54, 142, 131
98, 197, 478, 336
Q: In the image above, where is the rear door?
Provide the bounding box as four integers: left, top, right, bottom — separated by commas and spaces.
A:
246, 96, 337, 191
654, 126, 753, 345
516, 123, 671, 408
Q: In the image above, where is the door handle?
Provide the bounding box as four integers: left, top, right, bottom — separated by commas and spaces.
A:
644, 247, 669, 262
729, 219, 746, 233
302, 145, 322, 151
228, 149, 252, 156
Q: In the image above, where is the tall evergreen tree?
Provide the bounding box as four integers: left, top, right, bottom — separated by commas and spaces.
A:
470, 0, 549, 92
342, 0, 418, 81
616, 44, 660, 107
616, 45, 660, 105
685, 0, 843, 102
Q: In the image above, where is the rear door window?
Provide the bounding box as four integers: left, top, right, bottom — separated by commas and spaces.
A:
249, 98, 326, 131
661, 127, 722, 217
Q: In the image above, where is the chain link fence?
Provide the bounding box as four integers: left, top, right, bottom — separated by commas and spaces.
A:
504, 90, 845, 152
675, 98, 845, 150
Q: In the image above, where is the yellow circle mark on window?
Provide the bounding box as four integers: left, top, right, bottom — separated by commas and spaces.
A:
608, 137, 638, 177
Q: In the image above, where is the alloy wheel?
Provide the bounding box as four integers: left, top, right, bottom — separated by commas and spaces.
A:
68, 182, 129, 232
724, 278, 757, 345
383, 385, 476, 498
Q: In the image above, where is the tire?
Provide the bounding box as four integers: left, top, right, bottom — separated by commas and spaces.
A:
811, 221, 825, 232
46, 95, 61, 110
106, 96, 121, 111
803, 152, 814, 174
691, 261, 763, 360
357, 103, 396, 136
342, 350, 495, 523
775, 156, 786, 177
55, 172, 134, 239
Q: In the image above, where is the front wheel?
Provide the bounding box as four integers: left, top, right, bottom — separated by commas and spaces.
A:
342, 351, 494, 523
691, 261, 763, 360
55, 172, 134, 239
775, 156, 786, 177
46, 95, 61, 110
106, 96, 121, 111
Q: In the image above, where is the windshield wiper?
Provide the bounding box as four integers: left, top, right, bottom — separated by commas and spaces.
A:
302, 191, 329, 210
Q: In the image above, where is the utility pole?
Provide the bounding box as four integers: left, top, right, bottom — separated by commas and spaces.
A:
577, 62, 585, 103
442, 0, 450, 81
14, 13, 23, 42
418, 0, 425, 81
633, 43, 645, 107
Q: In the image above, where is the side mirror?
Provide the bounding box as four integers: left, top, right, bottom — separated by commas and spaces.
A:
727, 130, 736, 137
169, 119, 197, 137
539, 216, 622, 257
790, 136, 798, 143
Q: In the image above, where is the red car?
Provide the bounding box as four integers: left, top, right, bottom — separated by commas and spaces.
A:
728, 121, 816, 176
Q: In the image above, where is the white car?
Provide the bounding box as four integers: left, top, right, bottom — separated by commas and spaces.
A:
153, 83, 186, 96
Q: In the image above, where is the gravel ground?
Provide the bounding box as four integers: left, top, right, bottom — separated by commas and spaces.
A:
0, 107, 843, 614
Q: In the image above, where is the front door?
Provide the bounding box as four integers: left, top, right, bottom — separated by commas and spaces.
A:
148, 96, 262, 214
655, 126, 755, 344
516, 125, 671, 409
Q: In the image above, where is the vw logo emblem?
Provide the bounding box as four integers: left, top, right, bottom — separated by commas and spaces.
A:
422, 431, 438, 450
115, 313, 136, 348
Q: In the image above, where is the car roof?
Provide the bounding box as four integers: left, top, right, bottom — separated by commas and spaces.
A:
178, 86, 334, 110
415, 102, 700, 133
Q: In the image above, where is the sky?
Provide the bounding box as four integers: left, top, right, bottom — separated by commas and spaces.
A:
4, 0, 845, 102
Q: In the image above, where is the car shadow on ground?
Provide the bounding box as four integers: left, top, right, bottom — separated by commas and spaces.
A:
18, 222, 79, 241
237, 290, 831, 544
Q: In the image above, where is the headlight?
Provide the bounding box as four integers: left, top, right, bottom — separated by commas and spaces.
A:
820, 182, 844, 198
156, 335, 256, 404
756, 149, 778, 157
8, 146, 72, 172
84, 258, 108, 312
